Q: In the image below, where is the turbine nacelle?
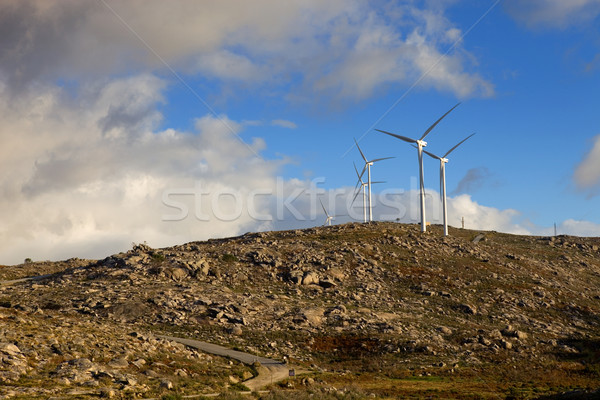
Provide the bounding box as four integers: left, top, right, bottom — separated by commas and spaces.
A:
417, 139, 427, 148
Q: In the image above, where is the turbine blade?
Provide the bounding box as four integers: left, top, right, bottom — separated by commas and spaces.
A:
419, 103, 461, 141
354, 138, 368, 163
353, 162, 366, 189
319, 198, 328, 216
351, 186, 363, 206
353, 161, 364, 179
353, 162, 361, 187
422, 148, 441, 160
359, 164, 367, 180
375, 129, 417, 144
371, 181, 386, 184
371, 156, 395, 163
443, 133, 476, 158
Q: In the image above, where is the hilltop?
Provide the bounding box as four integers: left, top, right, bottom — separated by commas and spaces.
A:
1, 222, 600, 399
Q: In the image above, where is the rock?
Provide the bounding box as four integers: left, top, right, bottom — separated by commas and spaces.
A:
242, 370, 253, 380
70, 358, 96, 372
0, 343, 21, 356
100, 388, 116, 398
326, 305, 347, 315
479, 336, 492, 346
472, 234, 486, 243
458, 304, 477, 315
319, 278, 336, 288
107, 357, 129, 369
304, 308, 325, 326
437, 326, 453, 335
302, 272, 319, 285
515, 331, 528, 340
489, 329, 503, 340
165, 267, 188, 281
160, 379, 174, 390
501, 326, 527, 340
500, 339, 513, 350
230, 325, 243, 336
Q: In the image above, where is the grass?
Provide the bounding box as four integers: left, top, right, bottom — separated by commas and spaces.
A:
222, 253, 239, 263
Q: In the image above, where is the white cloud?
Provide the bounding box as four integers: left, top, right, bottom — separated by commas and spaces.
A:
271, 119, 298, 129
504, 0, 600, 28
312, 6, 494, 100
0, 75, 284, 264
559, 219, 600, 236
574, 134, 600, 191
0, 0, 493, 100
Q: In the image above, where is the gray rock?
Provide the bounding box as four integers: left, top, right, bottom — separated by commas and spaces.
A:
165, 267, 188, 281
230, 325, 243, 336
437, 326, 453, 335
302, 271, 319, 285
160, 379, 174, 390
458, 304, 477, 315
70, 358, 96, 372
107, 357, 129, 369
0, 343, 21, 356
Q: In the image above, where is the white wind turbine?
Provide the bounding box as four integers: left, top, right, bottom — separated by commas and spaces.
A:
352, 162, 385, 223
354, 139, 393, 222
319, 198, 345, 226
421, 133, 475, 237
376, 103, 460, 232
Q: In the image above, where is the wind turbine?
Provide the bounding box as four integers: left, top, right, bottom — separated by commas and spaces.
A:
352, 162, 385, 223
421, 133, 475, 236
354, 139, 393, 222
319, 198, 343, 226
376, 103, 460, 232
352, 162, 368, 223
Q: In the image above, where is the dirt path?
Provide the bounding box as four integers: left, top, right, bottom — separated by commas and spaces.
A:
158, 335, 295, 391
0, 274, 53, 286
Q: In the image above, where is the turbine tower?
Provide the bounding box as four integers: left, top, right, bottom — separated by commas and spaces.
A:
421, 133, 475, 236
352, 162, 368, 223
354, 139, 393, 222
352, 162, 385, 223
319, 199, 334, 226
376, 103, 460, 232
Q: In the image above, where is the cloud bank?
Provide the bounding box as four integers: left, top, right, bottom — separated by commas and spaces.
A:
0, 0, 493, 100
1, 1, 598, 265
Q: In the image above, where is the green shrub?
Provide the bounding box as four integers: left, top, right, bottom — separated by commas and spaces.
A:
222, 254, 238, 263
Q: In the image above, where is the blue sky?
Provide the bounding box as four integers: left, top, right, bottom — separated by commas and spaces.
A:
1, 0, 600, 264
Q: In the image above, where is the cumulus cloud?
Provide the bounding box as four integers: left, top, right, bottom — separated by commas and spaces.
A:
0, 0, 493, 100
504, 0, 600, 28
0, 75, 284, 264
574, 134, 600, 193
9, 0, 599, 265
364, 190, 530, 234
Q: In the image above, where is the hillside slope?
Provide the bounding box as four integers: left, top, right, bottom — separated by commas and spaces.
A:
1, 222, 599, 399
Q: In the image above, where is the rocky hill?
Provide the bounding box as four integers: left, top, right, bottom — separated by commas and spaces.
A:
1, 222, 599, 399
